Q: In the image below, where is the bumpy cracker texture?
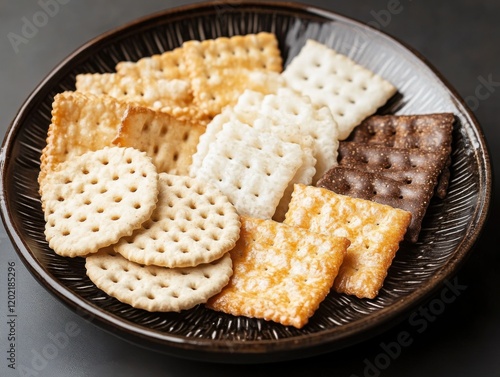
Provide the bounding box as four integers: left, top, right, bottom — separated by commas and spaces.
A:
75, 72, 204, 123
317, 166, 428, 243
337, 141, 448, 188
115, 46, 188, 80
39, 91, 128, 188
233, 88, 339, 183
192, 121, 304, 219
86, 249, 233, 312
42, 147, 159, 257
113, 106, 205, 176
182, 32, 284, 117
190, 88, 338, 220
114, 173, 240, 268
284, 184, 411, 299
283, 39, 397, 140
347, 113, 455, 198
207, 216, 349, 329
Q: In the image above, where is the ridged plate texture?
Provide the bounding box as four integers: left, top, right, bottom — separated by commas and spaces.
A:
0, 1, 491, 363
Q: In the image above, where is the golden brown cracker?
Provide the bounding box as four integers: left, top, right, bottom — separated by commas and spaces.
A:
182, 32, 284, 117
284, 184, 411, 299
207, 216, 349, 329
75, 72, 207, 123
39, 91, 129, 188
115, 46, 188, 80
113, 106, 206, 175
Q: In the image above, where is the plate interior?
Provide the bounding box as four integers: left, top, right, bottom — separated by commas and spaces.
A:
0, 2, 489, 362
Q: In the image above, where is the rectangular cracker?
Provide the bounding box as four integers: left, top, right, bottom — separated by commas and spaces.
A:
112, 106, 206, 176
182, 32, 284, 118
207, 216, 349, 329
115, 46, 188, 80
338, 141, 449, 197
192, 120, 305, 220
283, 39, 397, 140
39, 91, 128, 187
75, 72, 206, 123
284, 184, 411, 299
317, 166, 428, 243
347, 113, 455, 198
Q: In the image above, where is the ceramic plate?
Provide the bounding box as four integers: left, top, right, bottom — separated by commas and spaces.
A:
0, 1, 491, 364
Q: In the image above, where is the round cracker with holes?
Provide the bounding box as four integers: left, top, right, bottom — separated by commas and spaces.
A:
41, 146, 159, 257
85, 249, 233, 312
114, 172, 241, 268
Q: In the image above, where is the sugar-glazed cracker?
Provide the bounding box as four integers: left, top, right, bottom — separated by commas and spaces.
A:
114, 173, 240, 268
182, 33, 284, 117
283, 39, 397, 140
284, 184, 411, 299
39, 91, 129, 188
192, 120, 305, 219
41, 147, 159, 258
86, 249, 233, 312
113, 106, 206, 176
207, 216, 349, 329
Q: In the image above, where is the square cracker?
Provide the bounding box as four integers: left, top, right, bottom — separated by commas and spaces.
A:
207, 216, 349, 329
284, 184, 411, 299
282, 39, 397, 140
39, 91, 129, 188
189, 109, 316, 222
233, 88, 339, 184
190, 88, 336, 221
317, 166, 429, 243
182, 32, 284, 118
192, 120, 305, 220
113, 106, 205, 176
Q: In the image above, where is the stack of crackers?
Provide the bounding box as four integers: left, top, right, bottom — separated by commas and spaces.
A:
38, 32, 453, 329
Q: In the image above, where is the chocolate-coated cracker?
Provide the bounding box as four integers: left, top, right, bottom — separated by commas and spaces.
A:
317, 166, 432, 243
337, 141, 449, 195
347, 113, 454, 198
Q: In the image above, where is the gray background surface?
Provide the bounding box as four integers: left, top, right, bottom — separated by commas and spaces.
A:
1, 1, 499, 376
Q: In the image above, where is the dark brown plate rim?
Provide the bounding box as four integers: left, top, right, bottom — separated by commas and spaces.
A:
0, 0, 492, 364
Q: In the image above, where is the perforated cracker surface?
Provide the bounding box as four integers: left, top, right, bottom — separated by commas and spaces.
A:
284, 184, 411, 299
283, 39, 397, 140
192, 121, 304, 219
182, 32, 284, 117
39, 91, 129, 188
114, 173, 240, 268
113, 106, 205, 176
41, 147, 159, 257
207, 216, 349, 329
86, 249, 233, 312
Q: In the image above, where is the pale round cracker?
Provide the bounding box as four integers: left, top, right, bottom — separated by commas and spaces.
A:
41, 147, 159, 257
85, 249, 233, 312
114, 173, 240, 268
